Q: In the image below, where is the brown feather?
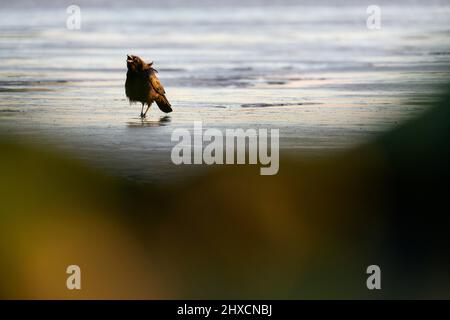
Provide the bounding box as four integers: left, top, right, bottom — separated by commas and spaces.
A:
125, 55, 172, 114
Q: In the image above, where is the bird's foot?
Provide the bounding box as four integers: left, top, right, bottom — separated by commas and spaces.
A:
140, 112, 146, 119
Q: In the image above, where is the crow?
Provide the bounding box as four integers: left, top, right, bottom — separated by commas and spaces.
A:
125, 55, 172, 118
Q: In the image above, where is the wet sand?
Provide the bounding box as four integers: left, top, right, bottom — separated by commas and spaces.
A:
1, 1, 450, 182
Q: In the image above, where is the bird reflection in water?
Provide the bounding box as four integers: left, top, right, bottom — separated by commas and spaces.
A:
127, 115, 171, 128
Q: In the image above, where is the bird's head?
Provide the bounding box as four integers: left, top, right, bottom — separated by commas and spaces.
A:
126, 55, 153, 73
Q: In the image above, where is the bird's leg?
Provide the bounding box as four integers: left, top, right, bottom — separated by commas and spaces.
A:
140, 103, 145, 118
143, 102, 152, 118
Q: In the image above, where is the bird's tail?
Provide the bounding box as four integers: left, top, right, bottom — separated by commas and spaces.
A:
156, 95, 172, 113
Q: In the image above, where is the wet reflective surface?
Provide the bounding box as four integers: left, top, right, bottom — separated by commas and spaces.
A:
1, 0, 450, 182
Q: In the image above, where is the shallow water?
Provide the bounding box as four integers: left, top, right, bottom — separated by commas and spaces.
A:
1, 0, 450, 182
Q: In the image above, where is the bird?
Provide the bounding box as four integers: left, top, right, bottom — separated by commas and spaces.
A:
125, 55, 172, 118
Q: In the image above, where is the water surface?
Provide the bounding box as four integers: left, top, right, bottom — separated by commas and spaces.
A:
1, 0, 450, 181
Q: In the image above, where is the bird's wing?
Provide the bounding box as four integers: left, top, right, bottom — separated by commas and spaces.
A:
150, 73, 166, 96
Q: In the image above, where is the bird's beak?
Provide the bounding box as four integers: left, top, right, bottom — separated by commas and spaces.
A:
126, 55, 133, 63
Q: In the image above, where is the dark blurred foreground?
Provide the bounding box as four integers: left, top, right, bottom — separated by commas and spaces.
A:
0, 88, 449, 299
